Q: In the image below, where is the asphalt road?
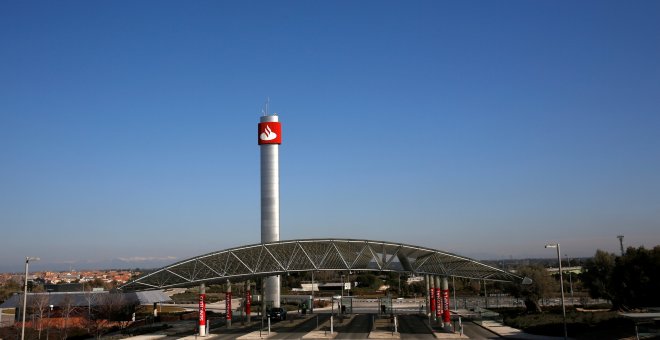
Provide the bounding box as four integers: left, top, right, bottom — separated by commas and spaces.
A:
154, 313, 498, 340
335, 314, 372, 339
461, 321, 501, 339
208, 318, 266, 340
398, 314, 435, 339
271, 314, 331, 339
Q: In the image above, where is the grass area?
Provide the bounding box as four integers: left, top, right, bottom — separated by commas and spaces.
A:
496, 307, 641, 339
170, 291, 228, 303
150, 305, 186, 313
122, 323, 172, 336
135, 304, 186, 316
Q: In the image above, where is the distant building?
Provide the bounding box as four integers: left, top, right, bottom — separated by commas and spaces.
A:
295, 282, 351, 292
0, 290, 172, 310
406, 276, 424, 284
546, 266, 582, 275
44, 283, 85, 292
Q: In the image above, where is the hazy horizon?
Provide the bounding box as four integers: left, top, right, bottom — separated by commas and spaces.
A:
2, 1, 659, 273
0, 252, 597, 274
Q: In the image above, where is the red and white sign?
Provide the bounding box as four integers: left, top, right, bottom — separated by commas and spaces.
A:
258, 122, 282, 145
226, 292, 232, 321
441, 289, 450, 322
246, 290, 251, 316
429, 288, 435, 312
199, 294, 206, 326
435, 288, 442, 319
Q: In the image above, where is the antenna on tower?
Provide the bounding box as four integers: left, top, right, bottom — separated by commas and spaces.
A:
262, 97, 270, 116
617, 235, 625, 256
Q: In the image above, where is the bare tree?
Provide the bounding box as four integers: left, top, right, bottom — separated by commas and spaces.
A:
59, 294, 77, 340
82, 290, 102, 319
109, 293, 137, 330
31, 293, 50, 339
83, 292, 136, 339
101, 293, 130, 328
81, 291, 104, 339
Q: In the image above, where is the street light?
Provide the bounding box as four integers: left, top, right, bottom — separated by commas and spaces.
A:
565, 254, 574, 306
340, 274, 344, 298
545, 244, 567, 340
311, 271, 315, 314
22, 256, 40, 340
46, 288, 53, 340
47, 304, 53, 340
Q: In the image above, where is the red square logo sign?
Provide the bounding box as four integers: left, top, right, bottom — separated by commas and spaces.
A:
258, 122, 282, 144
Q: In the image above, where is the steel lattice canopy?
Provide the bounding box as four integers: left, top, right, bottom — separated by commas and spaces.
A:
120, 239, 522, 291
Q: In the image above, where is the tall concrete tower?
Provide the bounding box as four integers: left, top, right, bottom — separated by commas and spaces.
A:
258, 113, 282, 307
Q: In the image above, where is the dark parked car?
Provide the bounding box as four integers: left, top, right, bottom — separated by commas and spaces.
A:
267, 307, 287, 320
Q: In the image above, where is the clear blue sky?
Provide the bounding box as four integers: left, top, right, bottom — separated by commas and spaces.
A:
1, 1, 659, 272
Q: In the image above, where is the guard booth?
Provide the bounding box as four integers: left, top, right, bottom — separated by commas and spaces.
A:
0, 308, 15, 327
280, 295, 313, 314
379, 296, 392, 315
301, 296, 311, 314
340, 297, 353, 314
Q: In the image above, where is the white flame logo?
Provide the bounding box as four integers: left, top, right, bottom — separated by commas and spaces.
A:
260, 125, 277, 141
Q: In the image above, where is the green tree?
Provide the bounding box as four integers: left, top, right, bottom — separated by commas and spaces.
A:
582, 246, 660, 310
612, 246, 660, 309
407, 281, 426, 297
284, 273, 301, 291
355, 273, 378, 289
506, 265, 557, 313
84, 278, 109, 291
0, 279, 21, 302
581, 249, 616, 303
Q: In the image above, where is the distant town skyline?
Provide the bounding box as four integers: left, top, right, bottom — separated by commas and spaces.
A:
1, 1, 659, 273
0, 269, 135, 285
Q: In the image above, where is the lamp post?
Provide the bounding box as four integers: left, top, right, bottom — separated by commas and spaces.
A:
545, 244, 567, 340
452, 276, 457, 312
46, 288, 53, 340
47, 304, 53, 340
311, 271, 315, 314
340, 274, 344, 298
22, 256, 40, 340
565, 254, 574, 306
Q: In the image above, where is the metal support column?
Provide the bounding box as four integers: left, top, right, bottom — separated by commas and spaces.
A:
199, 283, 206, 337
245, 280, 251, 323
434, 276, 441, 324
226, 280, 232, 329
425, 274, 430, 316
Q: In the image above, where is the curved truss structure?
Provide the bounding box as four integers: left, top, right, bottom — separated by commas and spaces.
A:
121, 238, 521, 291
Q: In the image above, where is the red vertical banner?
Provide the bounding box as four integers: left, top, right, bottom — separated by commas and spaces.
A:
441, 289, 450, 323
226, 292, 232, 321
199, 293, 206, 326
435, 288, 442, 319
429, 288, 435, 312
246, 290, 251, 316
